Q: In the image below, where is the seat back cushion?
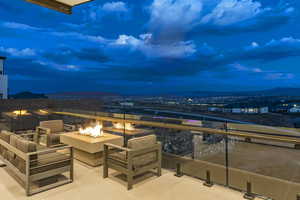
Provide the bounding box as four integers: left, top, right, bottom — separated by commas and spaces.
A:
16, 139, 37, 153
0, 130, 14, 143
40, 120, 64, 133
128, 135, 157, 150
10, 134, 20, 148
132, 152, 157, 169
17, 138, 38, 172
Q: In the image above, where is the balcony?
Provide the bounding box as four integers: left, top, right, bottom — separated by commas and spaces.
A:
0, 105, 300, 199
0, 161, 250, 200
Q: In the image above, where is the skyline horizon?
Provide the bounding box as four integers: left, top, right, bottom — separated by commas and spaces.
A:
8, 86, 300, 97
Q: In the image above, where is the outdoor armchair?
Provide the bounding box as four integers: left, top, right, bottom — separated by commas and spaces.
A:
35, 120, 76, 147
103, 135, 162, 190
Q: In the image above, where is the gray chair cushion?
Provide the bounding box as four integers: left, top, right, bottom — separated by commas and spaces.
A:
30, 153, 70, 175
47, 134, 60, 146
132, 152, 157, 169
40, 120, 64, 133
109, 151, 127, 163
127, 135, 157, 150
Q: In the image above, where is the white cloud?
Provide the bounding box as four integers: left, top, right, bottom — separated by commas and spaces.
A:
111, 33, 196, 58
267, 37, 300, 46
0, 47, 36, 57
265, 73, 295, 80
148, 0, 290, 35
201, 0, 263, 26
102, 1, 128, 12
149, 0, 203, 29
231, 63, 262, 73
251, 42, 259, 48
1, 22, 42, 31
230, 63, 294, 81
114, 35, 142, 46
51, 32, 109, 44
88, 1, 129, 21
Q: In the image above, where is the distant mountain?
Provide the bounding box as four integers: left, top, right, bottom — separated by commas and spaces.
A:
10, 91, 48, 99
172, 87, 300, 97
47, 91, 120, 99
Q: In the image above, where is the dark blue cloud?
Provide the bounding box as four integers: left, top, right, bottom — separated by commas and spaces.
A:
1, 0, 300, 94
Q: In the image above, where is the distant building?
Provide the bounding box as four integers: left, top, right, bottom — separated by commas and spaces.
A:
0, 56, 8, 99
208, 107, 223, 112
120, 102, 134, 107
290, 107, 300, 113
231, 107, 269, 114
166, 101, 178, 105
223, 103, 269, 114
273, 102, 300, 113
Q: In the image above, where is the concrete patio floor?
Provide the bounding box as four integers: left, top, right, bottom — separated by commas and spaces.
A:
0, 161, 258, 200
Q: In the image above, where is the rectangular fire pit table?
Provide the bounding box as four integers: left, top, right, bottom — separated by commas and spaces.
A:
60, 132, 123, 167
103, 127, 154, 144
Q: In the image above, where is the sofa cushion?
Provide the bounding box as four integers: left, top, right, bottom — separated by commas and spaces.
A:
40, 120, 64, 133
16, 139, 36, 153
0, 130, 14, 143
10, 134, 20, 148
128, 135, 157, 150
5, 150, 15, 163
15, 156, 26, 174
30, 152, 70, 175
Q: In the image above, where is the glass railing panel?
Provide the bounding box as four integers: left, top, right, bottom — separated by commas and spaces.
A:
188, 130, 227, 185
227, 133, 300, 200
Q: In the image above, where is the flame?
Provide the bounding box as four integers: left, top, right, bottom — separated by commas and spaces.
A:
113, 122, 135, 131
79, 122, 104, 137
39, 109, 48, 114
13, 110, 28, 116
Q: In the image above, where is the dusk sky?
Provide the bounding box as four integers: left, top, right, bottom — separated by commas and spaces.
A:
1, 0, 300, 95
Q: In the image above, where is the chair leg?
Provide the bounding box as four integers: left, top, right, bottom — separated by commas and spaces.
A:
127, 174, 133, 190
157, 166, 162, 177
103, 164, 108, 178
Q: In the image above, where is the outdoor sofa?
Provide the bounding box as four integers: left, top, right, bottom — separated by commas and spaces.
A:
0, 130, 74, 196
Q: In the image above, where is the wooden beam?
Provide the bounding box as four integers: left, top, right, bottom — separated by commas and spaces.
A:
26, 0, 72, 14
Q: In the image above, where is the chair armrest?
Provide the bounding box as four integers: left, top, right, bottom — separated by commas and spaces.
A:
20, 133, 35, 136
36, 126, 51, 135
64, 124, 76, 132
28, 145, 73, 156
49, 143, 66, 148
20, 132, 36, 137
104, 143, 131, 152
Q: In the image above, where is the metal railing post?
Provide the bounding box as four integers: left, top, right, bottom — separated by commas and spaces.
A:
243, 181, 255, 200
203, 170, 213, 187
174, 163, 183, 177
225, 121, 229, 186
